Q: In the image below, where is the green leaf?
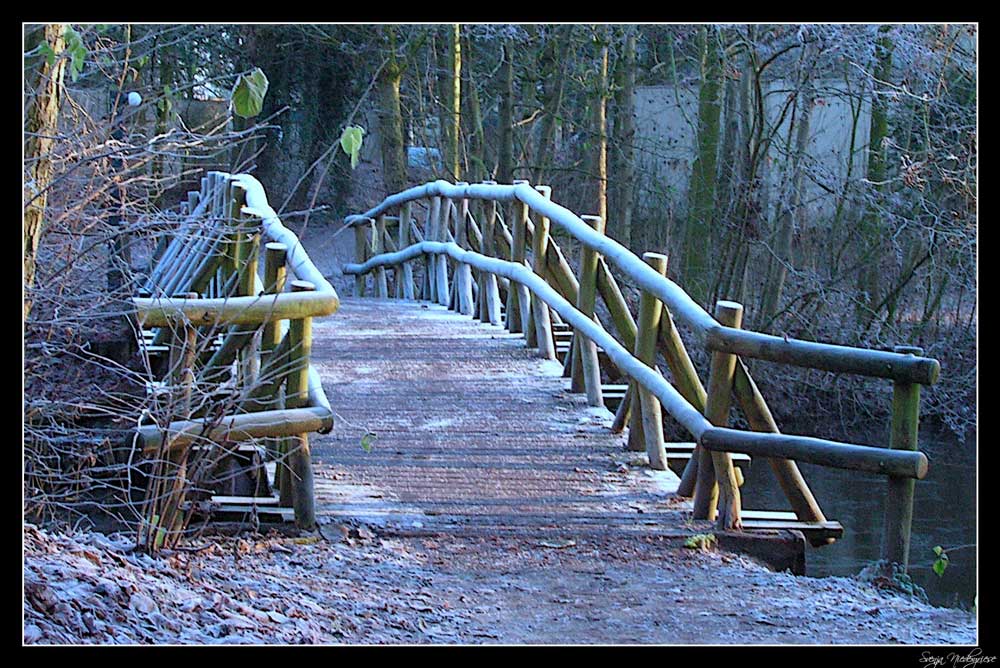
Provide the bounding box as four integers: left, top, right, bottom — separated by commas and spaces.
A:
38, 43, 56, 67
63, 26, 87, 83
684, 533, 717, 550
340, 125, 365, 169
931, 547, 950, 577
360, 431, 377, 453
232, 67, 269, 119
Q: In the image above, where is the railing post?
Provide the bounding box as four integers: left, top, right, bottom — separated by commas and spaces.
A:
398, 201, 416, 300
431, 196, 450, 306
423, 197, 441, 302
692, 300, 744, 530
634, 253, 669, 469
882, 345, 924, 569
353, 222, 368, 298
262, 243, 288, 351
507, 179, 530, 333
285, 280, 317, 530
454, 184, 475, 315
261, 242, 289, 465
572, 215, 605, 407
478, 187, 503, 325
374, 216, 389, 299
528, 185, 556, 359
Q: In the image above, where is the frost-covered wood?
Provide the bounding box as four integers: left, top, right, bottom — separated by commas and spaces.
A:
344, 180, 939, 385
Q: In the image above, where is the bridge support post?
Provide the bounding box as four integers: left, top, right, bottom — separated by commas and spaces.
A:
398, 202, 416, 300
527, 186, 556, 359
431, 197, 450, 307
881, 345, 923, 570
634, 253, 669, 470
693, 301, 744, 530
478, 189, 503, 325
353, 223, 368, 298
572, 215, 605, 407
507, 180, 531, 334
374, 216, 389, 299
454, 186, 475, 315
284, 280, 318, 530
262, 242, 289, 464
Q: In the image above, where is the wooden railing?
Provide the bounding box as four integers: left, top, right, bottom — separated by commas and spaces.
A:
132, 171, 339, 542
344, 179, 938, 570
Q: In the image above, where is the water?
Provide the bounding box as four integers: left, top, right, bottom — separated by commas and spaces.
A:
739, 424, 976, 609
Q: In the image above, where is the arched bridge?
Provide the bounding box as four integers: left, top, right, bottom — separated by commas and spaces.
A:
132, 171, 939, 571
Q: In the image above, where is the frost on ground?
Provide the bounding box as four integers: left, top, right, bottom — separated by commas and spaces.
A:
23, 522, 976, 645
22, 522, 490, 645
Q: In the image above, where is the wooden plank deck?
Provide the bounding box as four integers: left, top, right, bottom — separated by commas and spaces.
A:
305, 297, 840, 548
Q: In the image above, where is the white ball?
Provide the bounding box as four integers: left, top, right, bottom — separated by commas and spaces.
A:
127, 92, 142, 107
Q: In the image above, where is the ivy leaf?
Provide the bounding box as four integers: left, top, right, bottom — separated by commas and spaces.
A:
63, 26, 87, 83
932, 546, 950, 577
360, 431, 377, 453
38, 42, 56, 67
232, 67, 269, 119
340, 125, 365, 169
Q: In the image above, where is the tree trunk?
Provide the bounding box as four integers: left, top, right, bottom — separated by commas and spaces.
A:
614, 27, 637, 247
24, 23, 67, 322
498, 40, 515, 184
594, 29, 609, 224
462, 33, 486, 183
377, 35, 408, 196
446, 24, 461, 180
533, 25, 574, 186
684, 26, 723, 305
761, 59, 815, 325
858, 25, 894, 323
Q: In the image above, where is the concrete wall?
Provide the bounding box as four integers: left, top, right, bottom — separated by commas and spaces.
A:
633, 79, 872, 224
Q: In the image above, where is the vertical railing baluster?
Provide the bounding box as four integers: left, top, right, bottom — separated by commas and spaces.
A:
528, 186, 555, 359
882, 345, 924, 569
399, 201, 416, 300
572, 215, 605, 407
285, 280, 317, 530
693, 300, 744, 530
507, 180, 529, 333
454, 185, 475, 315
374, 216, 389, 299
635, 253, 669, 470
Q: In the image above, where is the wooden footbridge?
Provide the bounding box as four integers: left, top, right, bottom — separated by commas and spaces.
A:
132, 171, 939, 570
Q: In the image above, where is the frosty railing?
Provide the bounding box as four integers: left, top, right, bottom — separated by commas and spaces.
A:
343, 179, 938, 570
133, 171, 339, 532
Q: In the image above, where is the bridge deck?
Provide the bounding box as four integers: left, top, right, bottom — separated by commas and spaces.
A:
309, 297, 699, 540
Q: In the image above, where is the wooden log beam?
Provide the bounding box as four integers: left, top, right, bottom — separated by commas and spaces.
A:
137, 405, 333, 452
881, 345, 924, 569
528, 185, 556, 359
285, 280, 317, 530
634, 253, 669, 469
344, 181, 939, 386
693, 301, 743, 530
573, 215, 604, 407
700, 428, 928, 480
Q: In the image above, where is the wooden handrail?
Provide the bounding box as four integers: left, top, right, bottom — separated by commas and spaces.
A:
345, 180, 939, 385
135, 172, 340, 328
344, 238, 931, 486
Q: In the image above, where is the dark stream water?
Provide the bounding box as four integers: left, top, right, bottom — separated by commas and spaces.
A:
739, 423, 976, 609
